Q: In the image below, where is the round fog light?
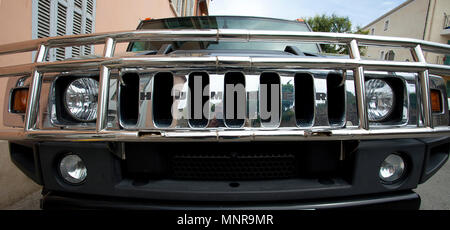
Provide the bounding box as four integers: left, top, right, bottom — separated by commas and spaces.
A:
59, 154, 87, 184
379, 154, 405, 183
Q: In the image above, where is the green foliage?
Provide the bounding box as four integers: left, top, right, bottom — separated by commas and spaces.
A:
306, 14, 352, 33
306, 14, 370, 55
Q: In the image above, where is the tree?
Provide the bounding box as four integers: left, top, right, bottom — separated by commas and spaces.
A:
307, 14, 352, 33
306, 14, 369, 55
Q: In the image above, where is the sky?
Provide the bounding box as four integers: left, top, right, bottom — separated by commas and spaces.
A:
209, 0, 407, 30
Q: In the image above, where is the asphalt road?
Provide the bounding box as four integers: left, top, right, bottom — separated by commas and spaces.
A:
3, 159, 449, 210
415, 159, 450, 210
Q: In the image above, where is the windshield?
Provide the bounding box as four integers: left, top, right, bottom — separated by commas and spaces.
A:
129, 16, 320, 54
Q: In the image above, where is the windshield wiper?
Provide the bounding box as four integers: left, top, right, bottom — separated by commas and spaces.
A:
157, 44, 174, 55
284, 46, 319, 57
284, 45, 305, 56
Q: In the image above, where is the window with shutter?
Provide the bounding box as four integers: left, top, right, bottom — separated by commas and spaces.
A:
171, 0, 195, 17
33, 0, 96, 60
37, 0, 51, 39
56, 2, 67, 60
84, 18, 93, 55
74, 0, 82, 9
84, 0, 95, 55
87, 0, 94, 15
72, 12, 82, 57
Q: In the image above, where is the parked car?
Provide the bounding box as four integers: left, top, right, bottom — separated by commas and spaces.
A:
0, 16, 449, 209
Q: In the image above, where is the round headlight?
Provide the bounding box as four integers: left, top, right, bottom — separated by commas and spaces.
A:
59, 154, 87, 184
379, 154, 405, 183
365, 79, 395, 122
64, 78, 99, 122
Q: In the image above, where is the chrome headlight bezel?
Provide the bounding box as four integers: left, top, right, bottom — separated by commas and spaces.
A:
63, 77, 99, 122
365, 78, 396, 122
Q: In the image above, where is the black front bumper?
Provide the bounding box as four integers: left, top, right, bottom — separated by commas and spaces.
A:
41, 191, 421, 210
9, 137, 449, 209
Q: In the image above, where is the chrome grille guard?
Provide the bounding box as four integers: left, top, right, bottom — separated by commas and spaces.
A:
0, 29, 449, 142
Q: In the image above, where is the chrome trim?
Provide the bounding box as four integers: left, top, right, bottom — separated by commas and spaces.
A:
2, 57, 450, 77
411, 45, 433, 128
0, 126, 448, 142
24, 44, 47, 131
97, 38, 116, 132
0, 29, 449, 141
1, 29, 450, 55
349, 40, 369, 130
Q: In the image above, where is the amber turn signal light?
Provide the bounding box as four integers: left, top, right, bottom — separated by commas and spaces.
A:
430, 89, 442, 113
11, 88, 28, 113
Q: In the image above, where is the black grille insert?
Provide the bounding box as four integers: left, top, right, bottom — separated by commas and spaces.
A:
327, 72, 346, 126
172, 152, 297, 180
119, 73, 139, 126
123, 141, 352, 181
295, 73, 315, 127
224, 72, 246, 127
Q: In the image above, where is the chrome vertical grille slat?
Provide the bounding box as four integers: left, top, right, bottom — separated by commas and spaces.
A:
312, 74, 330, 127
245, 74, 261, 128
136, 72, 156, 129
206, 73, 226, 129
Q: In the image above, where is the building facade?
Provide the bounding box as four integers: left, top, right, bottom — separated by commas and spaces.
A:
362, 0, 450, 98
0, 0, 208, 65
362, 0, 450, 65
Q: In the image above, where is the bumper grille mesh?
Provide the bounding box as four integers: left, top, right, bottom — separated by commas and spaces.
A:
171, 153, 298, 180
